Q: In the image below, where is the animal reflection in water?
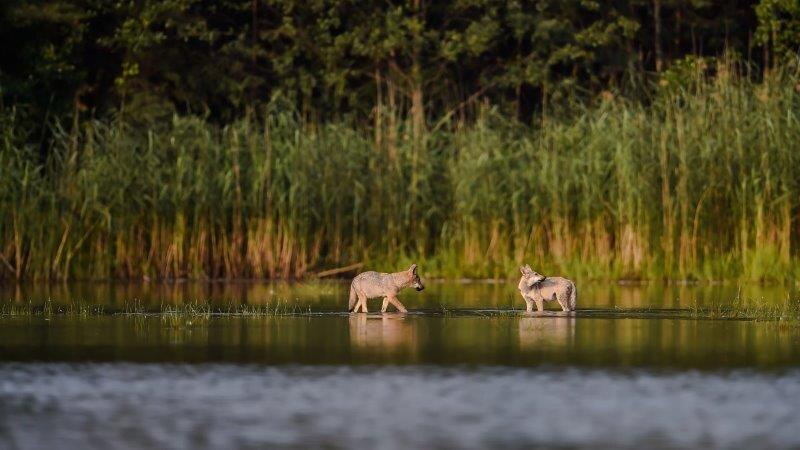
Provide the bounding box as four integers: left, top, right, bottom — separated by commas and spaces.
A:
349, 313, 415, 351
518, 314, 576, 349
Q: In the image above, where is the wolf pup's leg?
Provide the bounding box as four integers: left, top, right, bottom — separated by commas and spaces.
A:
568, 283, 577, 311
557, 296, 571, 312
348, 285, 358, 312
524, 297, 533, 312
534, 297, 545, 312
381, 297, 389, 313
355, 292, 368, 313
386, 295, 408, 313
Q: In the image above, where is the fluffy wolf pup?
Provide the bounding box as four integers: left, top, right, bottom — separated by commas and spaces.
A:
517, 265, 577, 312
348, 264, 425, 313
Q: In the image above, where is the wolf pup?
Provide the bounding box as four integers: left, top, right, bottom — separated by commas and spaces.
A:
348, 264, 425, 313
517, 265, 577, 312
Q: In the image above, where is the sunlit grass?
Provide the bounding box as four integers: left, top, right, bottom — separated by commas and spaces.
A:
2, 59, 800, 281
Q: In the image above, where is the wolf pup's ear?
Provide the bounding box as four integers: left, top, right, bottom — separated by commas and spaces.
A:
520, 265, 532, 275
409, 263, 418, 274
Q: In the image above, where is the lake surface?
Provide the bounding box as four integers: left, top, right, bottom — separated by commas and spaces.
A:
2, 278, 797, 311
1, 280, 799, 449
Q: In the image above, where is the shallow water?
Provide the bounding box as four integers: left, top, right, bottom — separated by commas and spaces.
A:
1, 278, 797, 311
2, 364, 800, 449
1, 313, 800, 368
1, 281, 799, 449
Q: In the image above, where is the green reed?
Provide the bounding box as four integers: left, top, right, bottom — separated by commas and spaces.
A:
689, 297, 800, 323
2, 60, 800, 281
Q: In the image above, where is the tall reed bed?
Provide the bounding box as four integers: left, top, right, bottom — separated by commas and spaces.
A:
2, 63, 800, 281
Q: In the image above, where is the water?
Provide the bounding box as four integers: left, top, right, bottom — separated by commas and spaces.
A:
1, 280, 799, 449
2, 364, 799, 449
1, 279, 797, 311
1, 314, 799, 367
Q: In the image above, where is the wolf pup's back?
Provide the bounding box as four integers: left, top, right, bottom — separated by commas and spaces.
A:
348, 271, 385, 310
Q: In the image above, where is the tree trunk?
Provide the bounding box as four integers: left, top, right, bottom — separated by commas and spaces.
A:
374, 68, 382, 149
653, 0, 663, 72
251, 0, 258, 102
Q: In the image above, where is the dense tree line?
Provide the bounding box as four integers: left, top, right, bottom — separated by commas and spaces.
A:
2, 0, 799, 127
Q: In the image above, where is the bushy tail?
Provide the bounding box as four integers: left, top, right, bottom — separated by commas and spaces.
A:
348, 284, 357, 311
569, 283, 577, 311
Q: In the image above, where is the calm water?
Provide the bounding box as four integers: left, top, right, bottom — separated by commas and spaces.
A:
2, 278, 797, 311
1, 280, 799, 449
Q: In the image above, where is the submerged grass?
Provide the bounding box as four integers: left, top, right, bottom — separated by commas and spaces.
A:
160, 299, 311, 316
2, 59, 800, 282
0, 299, 106, 317
3, 297, 799, 325
0, 299, 311, 317
689, 297, 800, 324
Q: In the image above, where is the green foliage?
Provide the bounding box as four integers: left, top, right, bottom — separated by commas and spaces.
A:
2, 60, 800, 281
3, 0, 790, 123
756, 0, 800, 65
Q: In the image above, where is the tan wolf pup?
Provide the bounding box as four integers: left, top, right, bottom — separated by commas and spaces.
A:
348, 264, 425, 313
517, 265, 577, 312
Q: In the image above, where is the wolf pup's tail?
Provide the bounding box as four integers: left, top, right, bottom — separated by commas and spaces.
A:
569, 282, 577, 311
348, 284, 357, 312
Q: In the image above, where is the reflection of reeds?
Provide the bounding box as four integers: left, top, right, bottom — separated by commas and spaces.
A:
2, 60, 800, 281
